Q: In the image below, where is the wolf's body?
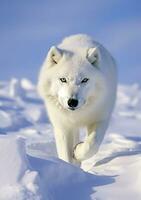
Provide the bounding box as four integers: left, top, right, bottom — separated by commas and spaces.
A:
38, 34, 117, 165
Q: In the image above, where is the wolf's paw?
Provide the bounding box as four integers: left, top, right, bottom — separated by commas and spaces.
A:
73, 132, 96, 161
73, 142, 90, 162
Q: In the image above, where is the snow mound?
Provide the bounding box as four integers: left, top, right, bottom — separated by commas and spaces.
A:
0, 110, 12, 128
0, 136, 27, 186
0, 135, 41, 200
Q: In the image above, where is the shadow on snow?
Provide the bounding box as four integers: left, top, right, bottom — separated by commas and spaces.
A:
28, 156, 115, 200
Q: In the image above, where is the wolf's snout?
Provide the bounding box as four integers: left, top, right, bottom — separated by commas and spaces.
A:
68, 98, 78, 108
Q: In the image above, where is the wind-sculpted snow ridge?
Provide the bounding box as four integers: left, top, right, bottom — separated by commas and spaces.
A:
0, 135, 42, 200
0, 78, 141, 200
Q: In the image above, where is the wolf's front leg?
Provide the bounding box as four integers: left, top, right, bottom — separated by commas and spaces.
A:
73, 120, 109, 162
54, 127, 80, 165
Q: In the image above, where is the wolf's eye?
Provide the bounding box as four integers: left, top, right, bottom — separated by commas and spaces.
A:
60, 78, 67, 83
81, 78, 89, 83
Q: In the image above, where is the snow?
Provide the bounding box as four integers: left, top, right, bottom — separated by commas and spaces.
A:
0, 136, 27, 186
0, 135, 41, 200
0, 78, 141, 200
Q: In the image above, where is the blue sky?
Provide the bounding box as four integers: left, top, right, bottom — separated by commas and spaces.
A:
0, 0, 141, 84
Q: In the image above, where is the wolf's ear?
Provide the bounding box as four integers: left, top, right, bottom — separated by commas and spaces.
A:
48, 46, 62, 65
87, 47, 99, 67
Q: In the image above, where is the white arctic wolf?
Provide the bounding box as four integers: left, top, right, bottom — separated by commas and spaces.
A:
38, 34, 117, 165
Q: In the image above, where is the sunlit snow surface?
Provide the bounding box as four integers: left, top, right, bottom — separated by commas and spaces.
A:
0, 78, 141, 200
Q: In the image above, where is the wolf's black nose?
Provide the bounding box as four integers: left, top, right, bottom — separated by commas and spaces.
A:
68, 98, 78, 108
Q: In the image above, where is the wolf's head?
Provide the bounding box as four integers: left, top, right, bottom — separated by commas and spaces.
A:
38, 35, 117, 111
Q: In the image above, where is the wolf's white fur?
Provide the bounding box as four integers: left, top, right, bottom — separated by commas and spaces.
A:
38, 34, 117, 165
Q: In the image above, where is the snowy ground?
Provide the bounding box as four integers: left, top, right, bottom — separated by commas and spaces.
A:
0, 78, 141, 200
